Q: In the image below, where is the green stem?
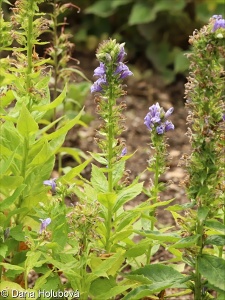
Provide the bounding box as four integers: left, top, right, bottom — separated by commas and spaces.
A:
108, 90, 114, 193
194, 221, 203, 300
146, 151, 160, 264
80, 235, 89, 300
105, 74, 114, 252
52, 0, 59, 122
26, 0, 34, 109
16, 137, 29, 225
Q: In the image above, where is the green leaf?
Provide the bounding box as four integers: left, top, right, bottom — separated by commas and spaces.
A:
90, 276, 116, 297
205, 235, 225, 246
10, 224, 26, 241
91, 164, 108, 193
0, 144, 21, 160
112, 182, 143, 213
110, 229, 133, 244
93, 284, 132, 300
197, 207, 210, 224
0, 145, 21, 176
25, 251, 42, 276
171, 235, 200, 249
205, 220, 225, 234
98, 193, 117, 209
29, 139, 52, 166
116, 211, 140, 232
111, 0, 132, 8
59, 147, 88, 164
125, 239, 150, 258
0, 244, 8, 258
0, 176, 23, 191
0, 185, 26, 211
198, 254, 225, 291
33, 85, 67, 112
125, 274, 152, 285
136, 230, 180, 243
0, 90, 15, 108
112, 160, 125, 186
0, 262, 24, 271
129, 2, 156, 25
122, 285, 155, 300
0, 281, 27, 299
85, 1, 115, 17
34, 74, 50, 90
123, 264, 185, 300
49, 134, 66, 153
87, 252, 125, 284
60, 158, 91, 183
45, 108, 84, 140
34, 269, 53, 291
17, 104, 38, 136
174, 51, 189, 73
88, 152, 108, 165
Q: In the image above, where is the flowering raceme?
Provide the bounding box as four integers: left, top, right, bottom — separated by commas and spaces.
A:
144, 103, 174, 134
90, 41, 133, 94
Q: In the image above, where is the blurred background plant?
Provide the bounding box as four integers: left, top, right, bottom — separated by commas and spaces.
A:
65, 0, 225, 84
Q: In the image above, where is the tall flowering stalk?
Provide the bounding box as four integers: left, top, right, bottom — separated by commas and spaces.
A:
91, 39, 133, 252
184, 15, 225, 300
91, 39, 132, 193
144, 103, 174, 263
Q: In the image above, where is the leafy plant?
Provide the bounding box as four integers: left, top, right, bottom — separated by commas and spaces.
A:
0, 1, 225, 299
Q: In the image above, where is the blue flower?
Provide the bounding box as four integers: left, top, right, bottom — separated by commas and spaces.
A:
212, 15, 222, 20
165, 120, 175, 132
91, 76, 107, 93
164, 107, 174, 118
156, 125, 164, 134
120, 147, 127, 156
93, 62, 106, 77
212, 17, 225, 32
115, 62, 133, 79
117, 44, 126, 62
144, 103, 161, 130
39, 218, 51, 233
43, 178, 56, 193
222, 114, 225, 121
144, 103, 174, 134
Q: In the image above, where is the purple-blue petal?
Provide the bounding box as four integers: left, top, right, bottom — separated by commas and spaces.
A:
156, 125, 164, 134
212, 18, 225, 32
212, 15, 223, 20
115, 62, 133, 79
121, 147, 127, 156
165, 107, 174, 118
165, 120, 175, 132
43, 179, 56, 193
91, 76, 107, 93
222, 114, 225, 121
117, 45, 126, 62
39, 218, 51, 233
93, 62, 106, 77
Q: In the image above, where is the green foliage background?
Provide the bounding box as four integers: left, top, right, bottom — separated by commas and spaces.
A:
69, 0, 224, 83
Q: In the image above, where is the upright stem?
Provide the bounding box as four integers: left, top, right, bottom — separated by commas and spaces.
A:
16, 137, 29, 225
146, 153, 159, 264
52, 0, 59, 121
108, 92, 114, 193
194, 221, 203, 300
26, 0, 34, 110
105, 73, 114, 252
